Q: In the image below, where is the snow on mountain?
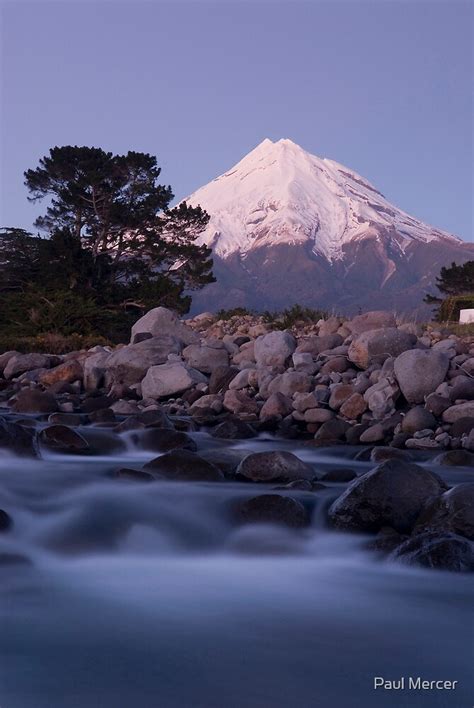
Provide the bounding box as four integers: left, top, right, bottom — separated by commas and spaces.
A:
185, 138, 460, 263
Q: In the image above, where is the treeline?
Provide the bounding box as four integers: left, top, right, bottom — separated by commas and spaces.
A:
0, 146, 214, 343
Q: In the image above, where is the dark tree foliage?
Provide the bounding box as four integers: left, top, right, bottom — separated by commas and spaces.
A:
1, 146, 214, 341
424, 260, 474, 321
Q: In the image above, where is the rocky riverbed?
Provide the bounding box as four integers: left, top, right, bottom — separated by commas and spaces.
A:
0, 308, 473, 704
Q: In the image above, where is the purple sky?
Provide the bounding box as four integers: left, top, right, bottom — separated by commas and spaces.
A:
1, 0, 472, 239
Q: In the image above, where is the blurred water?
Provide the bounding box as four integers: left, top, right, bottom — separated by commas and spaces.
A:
0, 434, 472, 708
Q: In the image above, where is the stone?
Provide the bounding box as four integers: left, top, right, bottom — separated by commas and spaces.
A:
442, 401, 474, 423
12, 389, 59, 414
433, 450, 474, 467
347, 310, 396, 335
236, 494, 309, 528
425, 393, 451, 416
182, 344, 229, 373
293, 391, 320, 412
348, 328, 417, 369
401, 406, 436, 434
0, 351, 19, 375
223, 389, 259, 416
83, 348, 110, 391
39, 425, 89, 453
236, 451, 315, 483
390, 532, 474, 572
449, 377, 474, 401
39, 359, 83, 387
313, 418, 350, 444
0, 418, 36, 456
416, 483, 474, 539
143, 449, 224, 482
130, 307, 198, 345
254, 330, 296, 370
328, 459, 447, 534
328, 384, 355, 410
405, 437, 440, 450
105, 336, 182, 387
370, 447, 411, 463
189, 394, 223, 415
129, 428, 196, 453
321, 468, 357, 483
359, 424, 385, 444
394, 349, 450, 404
363, 377, 400, 419
3, 353, 59, 379
141, 362, 207, 399
210, 418, 256, 439
339, 392, 367, 419
291, 352, 317, 374
260, 393, 293, 420
320, 356, 348, 374
208, 366, 239, 394
304, 408, 334, 423
114, 467, 154, 482
267, 372, 312, 398
295, 334, 343, 356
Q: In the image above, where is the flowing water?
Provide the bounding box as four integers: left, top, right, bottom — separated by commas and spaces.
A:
0, 429, 472, 708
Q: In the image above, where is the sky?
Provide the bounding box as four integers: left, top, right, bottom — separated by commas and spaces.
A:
0, 0, 472, 239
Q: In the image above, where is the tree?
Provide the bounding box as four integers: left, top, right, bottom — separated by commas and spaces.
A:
0, 146, 215, 341
424, 260, 474, 321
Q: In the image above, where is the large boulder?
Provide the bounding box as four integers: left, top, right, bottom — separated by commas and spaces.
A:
236, 451, 315, 483
415, 484, 474, 540
390, 531, 474, 572
295, 334, 343, 356
348, 328, 417, 369
254, 330, 296, 370
130, 307, 198, 345
394, 349, 450, 404
143, 449, 224, 481
182, 343, 229, 373
236, 494, 309, 528
83, 348, 111, 391
105, 336, 182, 387
442, 401, 474, 423
267, 372, 312, 398
11, 389, 59, 414
39, 425, 89, 454
141, 362, 207, 399
3, 353, 58, 379
347, 311, 396, 335
39, 359, 83, 387
363, 377, 400, 419
0, 418, 36, 456
223, 389, 259, 416
328, 459, 447, 534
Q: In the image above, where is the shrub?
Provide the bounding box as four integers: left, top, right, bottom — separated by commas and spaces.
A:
437, 294, 474, 322
0, 333, 112, 355
216, 307, 254, 320
262, 304, 328, 330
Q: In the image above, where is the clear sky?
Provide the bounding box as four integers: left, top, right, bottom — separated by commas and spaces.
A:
1, 0, 472, 239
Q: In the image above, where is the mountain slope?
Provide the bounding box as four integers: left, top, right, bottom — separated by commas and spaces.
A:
185, 138, 473, 315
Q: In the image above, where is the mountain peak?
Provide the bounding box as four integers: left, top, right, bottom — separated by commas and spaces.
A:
186, 139, 460, 262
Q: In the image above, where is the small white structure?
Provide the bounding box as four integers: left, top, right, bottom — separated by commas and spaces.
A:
459, 308, 474, 324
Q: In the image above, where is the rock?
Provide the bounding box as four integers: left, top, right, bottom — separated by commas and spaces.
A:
39, 425, 89, 453
292, 352, 317, 374
39, 359, 83, 387
401, 406, 436, 434
405, 437, 439, 450
339, 392, 367, 419
328, 459, 447, 534
416, 483, 474, 539
114, 467, 154, 482
77, 428, 126, 455
390, 531, 474, 572
0, 418, 36, 456
208, 366, 239, 394
88, 408, 116, 424
321, 468, 357, 482
12, 389, 59, 414
304, 408, 334, 423
393, 349, 450, 404
328, 384, 355, 411
236, 451, 314, 483
347, 311, 396, 335
348, 328, 417, 369
450, 377, 474, 401
442, 401, 474, 423
267, 372, 312, 398
0, 351, 19, 375
3, 353, 58, 379
48, 413, 83, 426
236, 494, 309, 527
81, 394, 114, 413
210, 419, 256, 439
223, 389, 259, 416
0, 510, 12, 531
359, 424, 385, 444
320, 356, 348, 374
130, 428, 197, 453
105, 336, 182, 387
83, 349, 110, 391
141, 362, 207, 399
260, 393, 293, 421
182, 343, 229, 373
130, 307, 198, 345
370, 447, 411, 463
425, 393, 451, 416
313, 418, 350, 444
293, 391, 320, 412
143, 449, 224, 482
296, 334, 343, 355
363, 377, 400, 419
254, 330, 296, 370
189, 394, 223, 415
433, 450, 474, 467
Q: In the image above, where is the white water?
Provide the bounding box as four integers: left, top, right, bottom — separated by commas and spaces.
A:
0, 436, 472, 707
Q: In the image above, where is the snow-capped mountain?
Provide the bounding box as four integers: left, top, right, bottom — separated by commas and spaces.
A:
186, 138, 473, 315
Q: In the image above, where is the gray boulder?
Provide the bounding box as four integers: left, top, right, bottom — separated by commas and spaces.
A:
416, 483, 474, 540
254, 330, 296, 370
130, 307, 198, 345
348, 328, 417, 369
105, 336, 182, 387
141, 362, 206, 399
4, 353, 58, 379
236, 451, 315, 483
390, 532, 474, 572
347, 311, 396, 335
394, 349, 450, 404
328, 459, 447, 534
182, 343, 229, 373
401, 406, 436, 434
442, 401, 474, 423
